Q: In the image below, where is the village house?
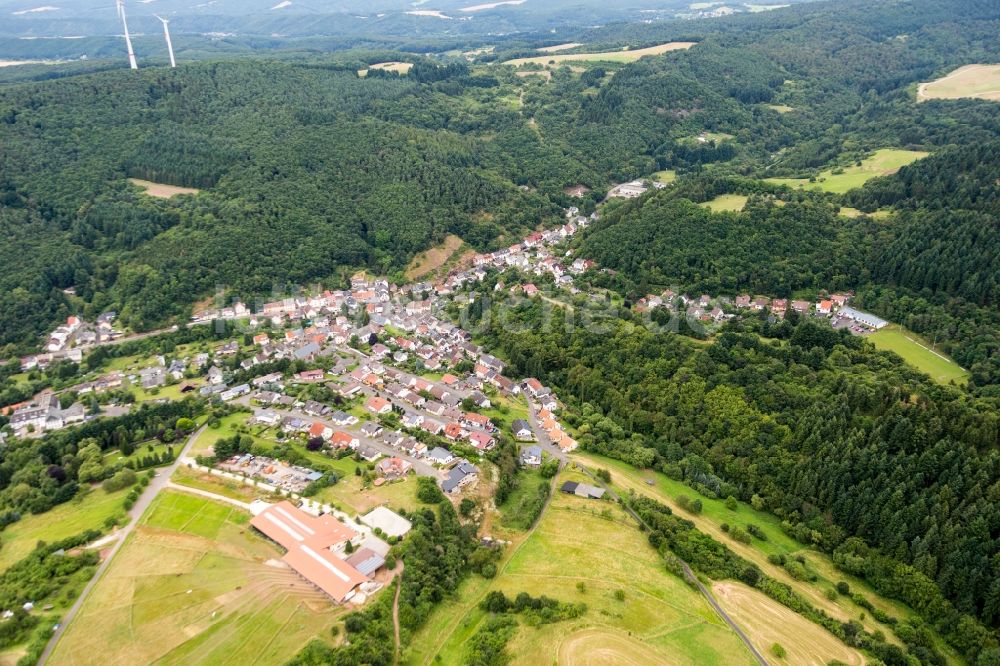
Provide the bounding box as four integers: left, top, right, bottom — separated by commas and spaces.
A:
331, 431, 359, 450
520, 445, 543, 467
365, 396, 392, 415
442, 460, 478, 494
375, 457, 411, 480
511, 419, 534, 441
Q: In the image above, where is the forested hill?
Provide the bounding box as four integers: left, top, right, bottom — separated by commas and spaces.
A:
0, 60, 582, 350
0, 0, 998, 364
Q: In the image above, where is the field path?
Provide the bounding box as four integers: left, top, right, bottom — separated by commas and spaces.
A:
393, 574, 402, 664
39, 426, 206, 665
165, 481, 254, 510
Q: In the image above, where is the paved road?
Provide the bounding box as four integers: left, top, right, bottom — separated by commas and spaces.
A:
38, 425, 207, 666
263, 406, 440, 478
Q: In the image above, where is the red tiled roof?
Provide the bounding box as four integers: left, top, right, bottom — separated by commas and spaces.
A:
250, 502, 367, 602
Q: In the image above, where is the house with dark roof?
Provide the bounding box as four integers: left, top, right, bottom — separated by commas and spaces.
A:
441, 460, 478, 494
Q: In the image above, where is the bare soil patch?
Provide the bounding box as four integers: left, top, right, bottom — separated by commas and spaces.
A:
129, 178, 200, 198
405, 234, 464, 280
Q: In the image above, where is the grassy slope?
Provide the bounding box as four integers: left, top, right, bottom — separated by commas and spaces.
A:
50, 491, 342, 666
575, 452, 966, 664
701, 194, 749, 212
767, 149, 929, 194
0, 486, 125, 571
405, 467, 754, 666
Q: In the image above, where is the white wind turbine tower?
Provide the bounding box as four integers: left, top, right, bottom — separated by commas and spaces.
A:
154, 15, 176, 68
116, 0, 138, 70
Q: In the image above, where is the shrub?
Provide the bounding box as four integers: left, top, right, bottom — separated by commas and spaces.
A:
102, 468, 138, 493
725, 496, 738, 511
771, 643, 787, 658
729, 526, 753, 544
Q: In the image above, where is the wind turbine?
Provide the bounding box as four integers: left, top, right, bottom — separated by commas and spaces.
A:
116, 0, 138, 70
154, 15, 176, 68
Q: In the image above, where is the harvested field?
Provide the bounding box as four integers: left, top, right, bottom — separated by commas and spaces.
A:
713, 582, 865, 666
557, 628, 671, 666
359, 61, 414, 77
50, 491, 342, 666
917, 64, 1000, 102
504, 42, 696, 67
129, 178, 200, 198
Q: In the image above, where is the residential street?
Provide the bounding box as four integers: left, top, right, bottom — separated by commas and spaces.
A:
262, 406, 440, 479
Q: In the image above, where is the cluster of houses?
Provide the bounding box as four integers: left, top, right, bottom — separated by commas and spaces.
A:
4, 394, 86, 436
219, 454, 326, 494
634, 289, 887, 332
472, 208, 598, 290
44, 313, 121, 354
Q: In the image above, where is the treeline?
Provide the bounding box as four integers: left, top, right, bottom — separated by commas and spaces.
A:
580, 194, 867, 298
0, 399, 199, 518
477, 300, 999, 656
633, 496, 968, 665
0, 529, 103, 662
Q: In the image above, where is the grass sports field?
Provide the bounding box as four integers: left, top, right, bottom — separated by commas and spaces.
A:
917, 64, 1000, 102
0, 486, 125, 570
870, 325, 969, 385
504, 41, 696, 66
701, 194, 748, 212
766, 148, 928, 194
406, 468, 754, 665
652, 169, 677, 184
50, 491, 341, 666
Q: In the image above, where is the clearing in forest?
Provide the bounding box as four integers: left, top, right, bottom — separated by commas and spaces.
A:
917, 64, 1000, 102
49, 491, 341, 666
405, 234, 465, 280
765, 148, 928, 194
713, 582, 865, 666
504, 42, 696, 67
129, 178, 200, 198
359, 61, 414, 77
700, 194, 748, 212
